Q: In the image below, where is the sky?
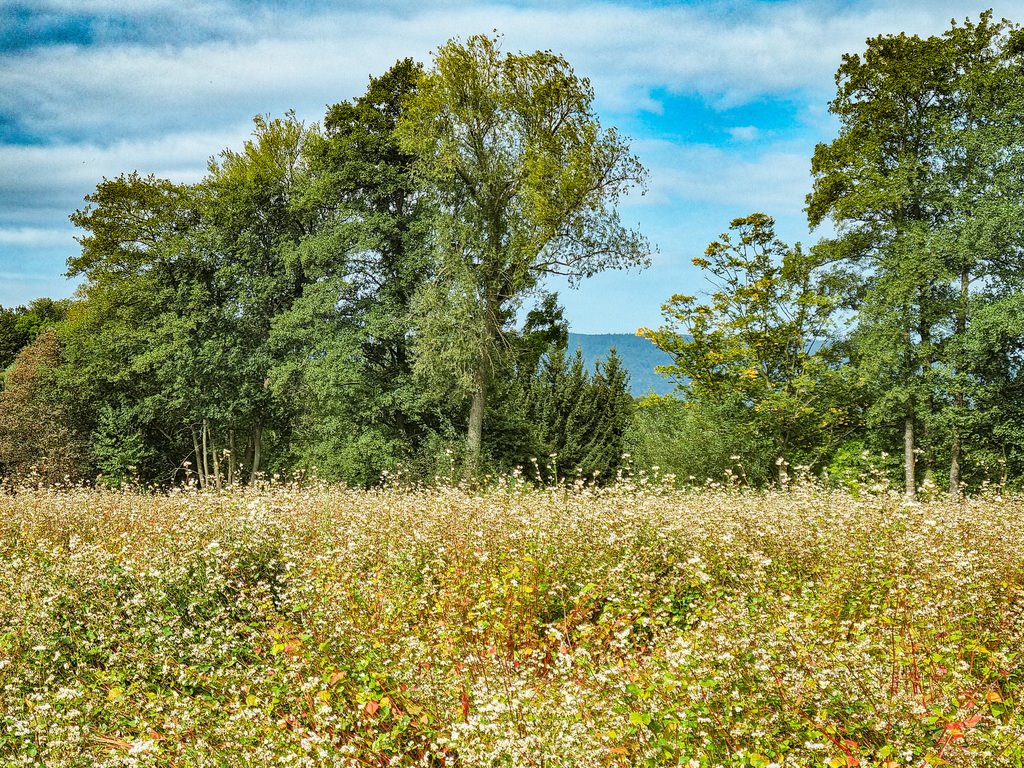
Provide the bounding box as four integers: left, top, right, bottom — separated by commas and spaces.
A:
1, 0, 1021, 333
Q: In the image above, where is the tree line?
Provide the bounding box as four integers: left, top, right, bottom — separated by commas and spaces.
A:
0, 37, 642, 487
640, 12, 1024, 498
3, 16, 1024, 496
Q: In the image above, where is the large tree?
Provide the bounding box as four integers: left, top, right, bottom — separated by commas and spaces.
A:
281, 59, 443, 482
806, 12, 1024, 496
396, 34, 651, 474
67, 114, 321, 486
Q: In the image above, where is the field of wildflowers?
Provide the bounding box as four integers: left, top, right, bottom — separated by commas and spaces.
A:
1, 479, 1022, 767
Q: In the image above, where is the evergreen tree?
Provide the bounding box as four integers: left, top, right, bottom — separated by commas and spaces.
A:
525, 346, 633, 482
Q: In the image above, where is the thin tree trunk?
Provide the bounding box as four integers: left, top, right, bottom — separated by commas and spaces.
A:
211, 428, 222, 492
190, 426, 204, 488
201, 419, 211, 490
917, 306, 934, 487
904, 410, 916, 499
227, 429, 236, 486
949, 267, 970, 499
250, 421, 263, 484
465, 362, 487, 480
949, 433, 962, 499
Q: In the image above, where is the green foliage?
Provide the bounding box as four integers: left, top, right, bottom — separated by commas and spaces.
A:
63, 115, 323, 487
808, 11, 1024, 495
640, 214, 851, 480
825, 439, 904, 494
397, 33, 651, 471
0, 298, 70, 378
92, 401, 150, 487
625, 394, 775, 486
0, 329, 88, 481
281, 59, 447, 485
7, 23, 1021, 497
524, 346, 634, 482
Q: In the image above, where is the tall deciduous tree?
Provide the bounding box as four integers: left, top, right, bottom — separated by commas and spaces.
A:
396, 34, 651, 475
807, 12, 1024, 497
640, 214, 849, 480
202, 112, 321, 482
282, 59, 443, 482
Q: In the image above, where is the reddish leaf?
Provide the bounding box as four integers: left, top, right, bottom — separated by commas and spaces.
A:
364, 699, 380, 717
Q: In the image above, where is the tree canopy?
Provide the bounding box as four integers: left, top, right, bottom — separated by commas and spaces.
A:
396, 34, 651, 474
4, 20, 1024, 495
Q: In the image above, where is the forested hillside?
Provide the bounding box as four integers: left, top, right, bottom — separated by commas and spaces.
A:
3, 14, 1024, 497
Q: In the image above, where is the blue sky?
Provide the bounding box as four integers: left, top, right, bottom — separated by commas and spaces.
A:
1, 0, 1018, 333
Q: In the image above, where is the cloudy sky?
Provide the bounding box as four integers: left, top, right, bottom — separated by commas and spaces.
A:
1, 0, 1018, 333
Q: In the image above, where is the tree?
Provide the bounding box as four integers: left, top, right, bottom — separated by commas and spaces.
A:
625, 395, 776, 486
66, 173, 205, 483
67, 114, 322, 486
807, 12, 1024, 496
282, 59, 444, 483
640, 214, 850, 481
524, 346, 633, 483
396, 34, 651, 475
0, 330, 87, 481
201, 112, 321, 482
0, 298, 70, 378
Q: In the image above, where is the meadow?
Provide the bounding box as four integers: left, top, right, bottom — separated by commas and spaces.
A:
1, 478, 1022, 767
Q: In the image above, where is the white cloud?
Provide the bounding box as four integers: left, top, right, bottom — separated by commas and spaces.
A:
0, 226, 75, 247
727, 126, 759, 142
0, 129, 242, 220
3, 0, 1011, 146
635, 138, 812, 215
2, 0, 1019, 325
4, 5, 1014, 188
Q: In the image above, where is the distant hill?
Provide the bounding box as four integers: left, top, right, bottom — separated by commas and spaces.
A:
567, 332, 677, 397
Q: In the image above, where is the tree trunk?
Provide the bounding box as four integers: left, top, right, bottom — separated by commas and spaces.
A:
190, 426, 204, 488
465, 362, 487, 479
949, 433, 962, 499
211, 430, 222, 491
250, 421, 263, 484
917, 304, 934, 486
201, 419, 211, 490
904, 410, 916, 499
227, 429, 236, 486
949, 267, 970, 499
465, 288, 501, 481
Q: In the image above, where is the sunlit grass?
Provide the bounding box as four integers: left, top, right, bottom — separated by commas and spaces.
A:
1, 480, 1022, 766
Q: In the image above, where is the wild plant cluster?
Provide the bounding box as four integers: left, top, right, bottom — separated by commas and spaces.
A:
1, 480, 1022, 767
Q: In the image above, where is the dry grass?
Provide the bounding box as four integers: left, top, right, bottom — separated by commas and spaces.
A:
1, 479, 1022, 766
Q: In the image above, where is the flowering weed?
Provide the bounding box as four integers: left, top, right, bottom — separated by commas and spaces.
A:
0, 481, 1022, 766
